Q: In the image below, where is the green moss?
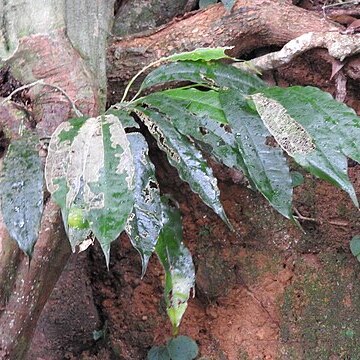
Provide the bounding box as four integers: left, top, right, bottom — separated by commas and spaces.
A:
280, 253, 360, 359
237, 348, 250, 360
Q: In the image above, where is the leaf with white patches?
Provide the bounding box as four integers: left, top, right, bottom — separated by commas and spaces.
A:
141, 91, 247, 174
45, 115, 135, 265
250, 93, 316, 156
0, 135, 43, 257
155, 200, 195, 335
220, 89, 293, 219
126, 133, 162, 277
136, 107, 232, 229
255, 87, 359, 207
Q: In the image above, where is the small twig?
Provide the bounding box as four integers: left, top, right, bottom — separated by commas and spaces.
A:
293, 207, 319, 223
293, 207, 350, 227
328, 219, 349, 227
0, 79, 44, 105
0, 79, 83, 117
43, 83, 83, 117
323, 0, 360, 9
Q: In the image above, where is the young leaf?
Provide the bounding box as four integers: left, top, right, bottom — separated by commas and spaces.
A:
159, 88, 228, 124
126, 133, 162, 277
137, 107, 232, 228
155, 200, 195, 334
167, 336, 198, 360
140, 92, 247, 173
163, 46, 233, 62
221, 0, 236, 11
255, 87, 359, 207
45, 114, 135, 265
220, 89, 293, 219
0, 135, 43, 256
140, 61, 266, 96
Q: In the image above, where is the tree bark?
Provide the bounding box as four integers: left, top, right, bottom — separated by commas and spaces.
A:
107, 0, 340, 103
0, 1, 114, 358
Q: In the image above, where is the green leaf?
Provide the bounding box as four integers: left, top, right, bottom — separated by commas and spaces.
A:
140, 92, 246, 173
148, 336, 198, 360
45, 114, 135, 265
167, 336, 198, 360
155, 200, 195, 333
137, 107, 231, 227
199, 0, 217, 8
221, 0, 236, 11
160, 88, 228, 124
163, 47, 233, 62
350, 235, 360, 257
147, 346, 171, 360
0, 135, 43, 256
105, 108, 140, 129
140, 61, 266, 95
290, 171, 304, 188
256, 87, 359, 207
220, 89, 293, 219
126, 133, 162, 277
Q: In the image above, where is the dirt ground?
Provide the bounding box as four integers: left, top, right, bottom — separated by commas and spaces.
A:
26, 146, 360, 360
26, 3, 360, 358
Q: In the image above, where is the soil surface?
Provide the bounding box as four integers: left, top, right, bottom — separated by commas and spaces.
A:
27, 148, 360, 360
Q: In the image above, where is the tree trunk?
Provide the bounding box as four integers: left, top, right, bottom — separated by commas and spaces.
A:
0, 1, 114, 358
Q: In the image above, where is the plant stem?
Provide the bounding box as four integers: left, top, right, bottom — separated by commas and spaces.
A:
121, 58, 164, 103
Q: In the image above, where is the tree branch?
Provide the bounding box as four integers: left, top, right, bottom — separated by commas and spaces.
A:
107, 0, 340, 103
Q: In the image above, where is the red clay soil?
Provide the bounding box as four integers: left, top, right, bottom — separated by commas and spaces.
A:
27, 157, 360, 360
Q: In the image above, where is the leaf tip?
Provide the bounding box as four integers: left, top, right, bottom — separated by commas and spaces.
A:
100, 243, 111, 270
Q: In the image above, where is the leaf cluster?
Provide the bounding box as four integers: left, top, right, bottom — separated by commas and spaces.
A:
1, 47, 360, 337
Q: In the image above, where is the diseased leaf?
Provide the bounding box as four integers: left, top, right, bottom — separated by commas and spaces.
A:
220, 89, 293, 219
45, 115, 135, 265
167, 336, 198, 360
155, 200, 195, 334
250, 93, 316, 156
140, 92, 247, 176
137, 107, 232, 228
0, 135, 43, 256
105, 108, 140, 129
126, 133, 162, 277
140, 61, 266, 95
257, 86, 359, 207
163, 47, 233, 62
159, 88, 228, 124
221, 0, 236, 11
